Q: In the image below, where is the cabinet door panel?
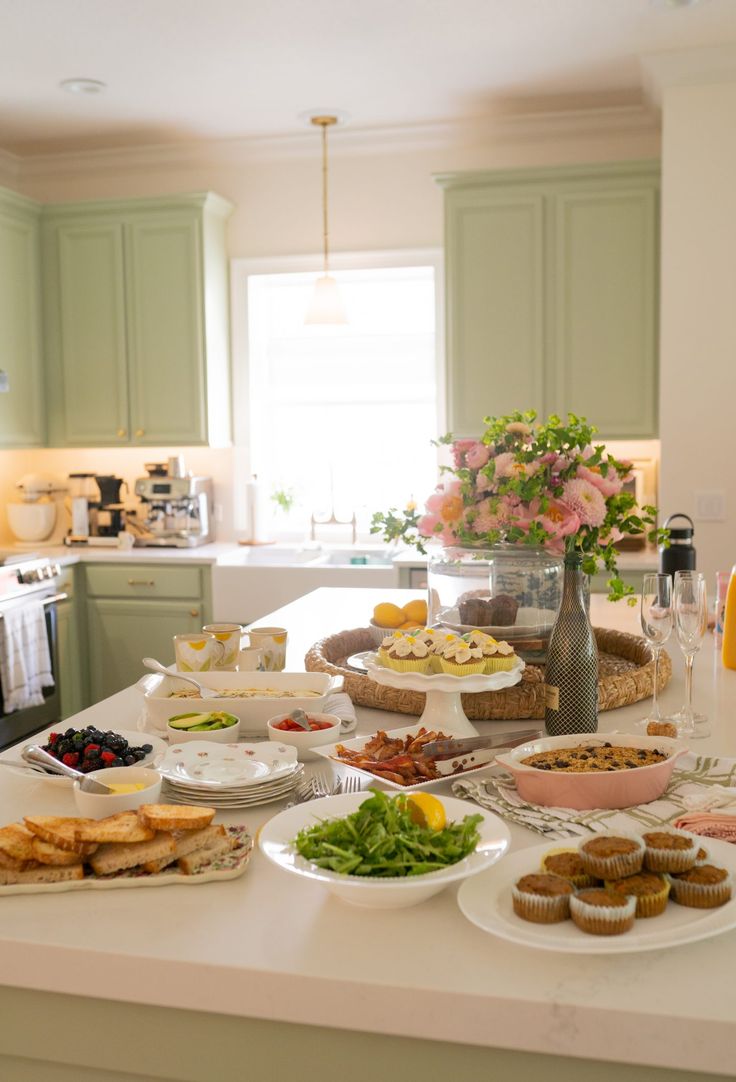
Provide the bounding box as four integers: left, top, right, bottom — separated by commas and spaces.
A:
551, 189, 658, 438
446, 192, 544, 435
125, 217, 207, 445
86, 599, 201, 702
57, 224, 129, 444
0, 205, 44, 446
56, 600, 85, 719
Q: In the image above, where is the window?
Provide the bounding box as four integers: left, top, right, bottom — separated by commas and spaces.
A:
239, 255, 441, 538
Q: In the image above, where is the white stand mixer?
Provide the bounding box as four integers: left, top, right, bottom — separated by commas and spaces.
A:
7, 474, 69, 546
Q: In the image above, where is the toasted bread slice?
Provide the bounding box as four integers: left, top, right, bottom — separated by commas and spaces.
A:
0, 863, 84, 886
138, 804, 216, 833
142, 824, 225, 874
177, 832, 236, 875
89, 832, 176, 877
31, 835, 96, 866
24, 816, 96, 855
75, 811, 155, 846
0, 823, 37, 864
0, 849, 32, 871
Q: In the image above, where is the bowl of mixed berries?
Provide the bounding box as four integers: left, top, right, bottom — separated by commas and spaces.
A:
35, 726, 163, 784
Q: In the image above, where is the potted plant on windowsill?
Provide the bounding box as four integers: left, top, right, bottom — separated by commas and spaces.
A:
371, 411, 664, 661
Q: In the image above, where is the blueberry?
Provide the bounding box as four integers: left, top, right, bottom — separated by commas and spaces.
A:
603, 742, 612, 748
124, 754, 136, 766
85, 747, 100, 759
110, 757, 124, 768
141, 744, 153, 754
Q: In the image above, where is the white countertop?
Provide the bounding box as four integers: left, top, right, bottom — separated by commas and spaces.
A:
1, 588, 735, 1076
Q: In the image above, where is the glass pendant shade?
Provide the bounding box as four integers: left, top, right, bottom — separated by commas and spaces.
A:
305, 274, 347, 325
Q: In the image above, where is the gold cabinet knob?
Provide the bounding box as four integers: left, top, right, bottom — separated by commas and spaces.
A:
190, 609, 199, 618
116, 428, 127, 438
135, 428, 145, 438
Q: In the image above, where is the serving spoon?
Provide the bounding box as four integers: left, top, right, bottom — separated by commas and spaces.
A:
21, 746, 114, 794
142, 657, 220, 699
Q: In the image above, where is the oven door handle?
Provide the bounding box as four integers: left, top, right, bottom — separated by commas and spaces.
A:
0, 592, 68, 621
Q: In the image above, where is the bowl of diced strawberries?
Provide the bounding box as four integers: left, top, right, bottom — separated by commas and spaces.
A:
267, 713, 342, 760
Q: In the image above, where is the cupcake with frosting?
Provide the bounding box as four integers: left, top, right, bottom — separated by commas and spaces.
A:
378, 631, 404, 666
385, 634, 432, 674
481, 638, 517, 673
438, 638, 486, 677
429, 631, 461, 672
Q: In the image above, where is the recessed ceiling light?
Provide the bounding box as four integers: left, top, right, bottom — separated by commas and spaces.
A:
59, 78, 106, 95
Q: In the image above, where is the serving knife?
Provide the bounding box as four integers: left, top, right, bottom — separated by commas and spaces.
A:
422, 728, 542, 760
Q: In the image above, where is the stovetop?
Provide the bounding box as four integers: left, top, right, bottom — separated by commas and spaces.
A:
0, 555, 61, 604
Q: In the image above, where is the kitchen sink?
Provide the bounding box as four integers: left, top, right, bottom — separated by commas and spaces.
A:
228, 547, 323, 566
320, 549, 393, 567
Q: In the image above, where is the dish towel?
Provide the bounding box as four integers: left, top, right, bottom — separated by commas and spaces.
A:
0, 598, 54, 713
323, 691, 358, 734
452, 754, 736, 841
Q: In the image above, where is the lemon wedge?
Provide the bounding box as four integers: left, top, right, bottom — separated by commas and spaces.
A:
406, 793, 446, 830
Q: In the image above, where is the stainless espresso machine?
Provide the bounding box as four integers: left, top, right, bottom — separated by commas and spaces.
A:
131, 476, 214, 547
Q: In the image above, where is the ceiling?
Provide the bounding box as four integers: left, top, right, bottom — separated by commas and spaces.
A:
2, 0, 736, 155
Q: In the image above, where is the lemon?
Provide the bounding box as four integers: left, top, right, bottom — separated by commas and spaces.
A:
373, 602, 406, 629
402, 599, 428, 624
398, 620, 423, 630
406, 793, 446, 830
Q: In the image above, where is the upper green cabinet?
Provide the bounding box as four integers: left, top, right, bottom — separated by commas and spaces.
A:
0, 189, 45, 446
437, 162, 660, 439
43, 192, 233, 447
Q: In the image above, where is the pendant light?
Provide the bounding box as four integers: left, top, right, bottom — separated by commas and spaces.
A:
303, 112, 347, 324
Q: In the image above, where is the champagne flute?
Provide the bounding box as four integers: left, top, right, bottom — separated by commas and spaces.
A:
673, 570, 709, 739
639, 573, 673, 728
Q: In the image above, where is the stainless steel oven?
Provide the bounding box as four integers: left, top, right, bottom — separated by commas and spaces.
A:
0, 557, 66, 751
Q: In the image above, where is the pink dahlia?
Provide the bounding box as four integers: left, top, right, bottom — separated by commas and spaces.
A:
577, 463, 623, 499
465, 441, 491, 470
562, 478, 607, 528
451, 439, 478, 469
493, 452, 515, 480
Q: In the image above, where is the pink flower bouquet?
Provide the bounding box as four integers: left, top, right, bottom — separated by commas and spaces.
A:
372, 411, 662, 602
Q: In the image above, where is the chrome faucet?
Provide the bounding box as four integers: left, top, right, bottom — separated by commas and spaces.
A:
310, 510, 357, 544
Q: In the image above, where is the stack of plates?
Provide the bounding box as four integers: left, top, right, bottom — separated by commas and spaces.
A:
157, 741, 304, 809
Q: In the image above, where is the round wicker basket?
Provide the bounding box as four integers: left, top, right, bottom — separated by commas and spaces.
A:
304, 627, 672, 721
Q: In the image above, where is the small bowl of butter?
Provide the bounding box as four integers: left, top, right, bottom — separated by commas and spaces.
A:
73, 766, 162, 818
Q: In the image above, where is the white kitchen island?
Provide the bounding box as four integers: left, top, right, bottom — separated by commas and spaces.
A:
0, 588, 735, 1082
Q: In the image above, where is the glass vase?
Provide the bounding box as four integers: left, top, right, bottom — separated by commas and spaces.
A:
427, 543, 564, 663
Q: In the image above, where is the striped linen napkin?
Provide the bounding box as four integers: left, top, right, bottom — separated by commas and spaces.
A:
452, 754, 736, 840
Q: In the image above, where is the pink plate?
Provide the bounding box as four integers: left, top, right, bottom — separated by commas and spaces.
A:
494, 733, 689, 810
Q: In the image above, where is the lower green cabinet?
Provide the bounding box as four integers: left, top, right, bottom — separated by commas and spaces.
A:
85, 599, 204, 703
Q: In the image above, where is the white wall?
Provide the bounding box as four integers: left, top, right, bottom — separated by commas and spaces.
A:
0, 110, 660, 544
658, 80, 736, 589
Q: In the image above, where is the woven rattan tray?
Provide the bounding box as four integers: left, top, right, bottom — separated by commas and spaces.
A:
304, 627, 672, 721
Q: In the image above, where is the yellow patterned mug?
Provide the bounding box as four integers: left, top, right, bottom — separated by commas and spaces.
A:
202, 623, 243, 671
173, 632, 226, 673
247, 626, 288, 672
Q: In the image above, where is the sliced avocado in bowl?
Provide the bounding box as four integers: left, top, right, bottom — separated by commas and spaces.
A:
168, 711, 239, 731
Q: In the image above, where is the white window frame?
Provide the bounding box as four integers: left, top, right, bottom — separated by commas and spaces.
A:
229, 248, 445, 537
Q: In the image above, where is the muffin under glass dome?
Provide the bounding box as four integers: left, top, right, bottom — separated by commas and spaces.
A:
426, 544, 563, 663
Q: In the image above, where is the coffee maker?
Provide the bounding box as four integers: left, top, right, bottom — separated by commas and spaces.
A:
131, 475, 214, 547
93, 475, 127, 537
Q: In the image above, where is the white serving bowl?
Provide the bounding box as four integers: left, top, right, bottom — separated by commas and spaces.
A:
73, 767, 162, 818
267, 712, 341, 760
137, 670, 344, 735
165, 715, 241, 744
259, 792, 511, 908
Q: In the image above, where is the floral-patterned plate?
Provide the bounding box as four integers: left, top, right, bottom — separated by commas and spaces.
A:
0, 827, 253, 896
158, 741, 299, 789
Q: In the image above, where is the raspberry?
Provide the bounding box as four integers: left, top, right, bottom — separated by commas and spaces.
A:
84, 743, 101, 757
100, 750, 116, 764
62, 752, 79, 767
48, 733, 59, 744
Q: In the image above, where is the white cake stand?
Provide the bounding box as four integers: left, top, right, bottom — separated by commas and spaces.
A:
362, 654, 525, 737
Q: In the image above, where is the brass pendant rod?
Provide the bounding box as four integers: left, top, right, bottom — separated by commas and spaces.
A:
321, 120, 329, 275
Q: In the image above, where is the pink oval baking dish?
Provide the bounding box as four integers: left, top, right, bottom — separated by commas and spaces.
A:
494, 733, 689, 810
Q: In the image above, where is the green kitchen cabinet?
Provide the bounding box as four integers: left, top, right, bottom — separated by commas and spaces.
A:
54, 566, 87, 720
0, 188, 44, 446
437, 162, 660, 439
82, 562, 212, 702
43, 192, 232, 448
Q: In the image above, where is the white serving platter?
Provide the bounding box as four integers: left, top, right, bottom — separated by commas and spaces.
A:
457, 838, 736, 954
0, 827, 252, 896
313, 722, 502, 791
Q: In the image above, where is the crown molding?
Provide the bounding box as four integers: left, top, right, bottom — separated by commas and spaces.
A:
7, 105, 660, 182
642, 44, 736, 106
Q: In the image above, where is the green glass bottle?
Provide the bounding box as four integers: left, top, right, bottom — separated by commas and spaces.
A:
544, 550, 598, 735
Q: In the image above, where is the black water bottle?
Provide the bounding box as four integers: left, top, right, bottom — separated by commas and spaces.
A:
660, 514, 696, 577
